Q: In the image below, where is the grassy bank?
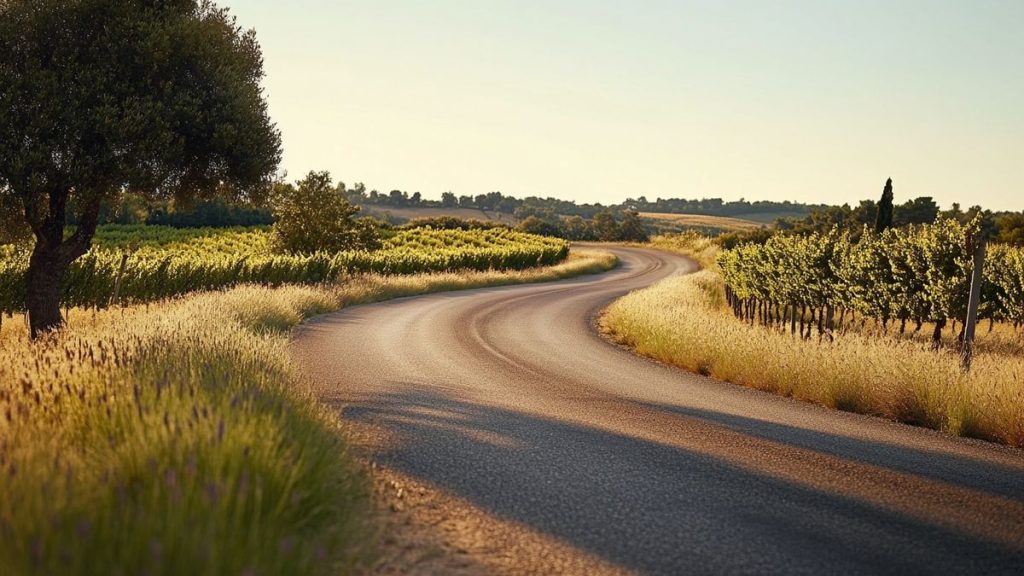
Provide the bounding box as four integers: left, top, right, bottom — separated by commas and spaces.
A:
0, 250, 616, 575
601, 263, 1024, 448
641, 232, 721, 268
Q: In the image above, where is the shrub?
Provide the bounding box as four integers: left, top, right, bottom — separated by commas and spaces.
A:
271, 172, 381, 253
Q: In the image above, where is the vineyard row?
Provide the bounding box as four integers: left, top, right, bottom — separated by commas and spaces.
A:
0, 227, 569, 314
718, 218, 1024, 342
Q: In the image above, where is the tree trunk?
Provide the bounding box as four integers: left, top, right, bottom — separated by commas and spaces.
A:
23, 191, 103, 339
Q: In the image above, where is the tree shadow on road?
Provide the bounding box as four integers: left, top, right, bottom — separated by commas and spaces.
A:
633, 401, 1024, 500
342, 389, 1024, 575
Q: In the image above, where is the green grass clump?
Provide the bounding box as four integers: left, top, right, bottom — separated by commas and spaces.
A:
0, 289, 370, 576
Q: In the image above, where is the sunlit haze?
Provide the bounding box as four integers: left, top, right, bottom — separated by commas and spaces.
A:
233, 0, 1023, 211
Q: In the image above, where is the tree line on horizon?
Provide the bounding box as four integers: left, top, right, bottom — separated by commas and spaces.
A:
347, 185, 823, 221
711, 178, 1023, 249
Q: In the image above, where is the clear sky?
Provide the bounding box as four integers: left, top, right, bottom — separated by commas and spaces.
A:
230, 0, 1023, 211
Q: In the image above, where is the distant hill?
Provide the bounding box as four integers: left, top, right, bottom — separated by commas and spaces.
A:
639, 212, 768, 236
727, 211, 808, 224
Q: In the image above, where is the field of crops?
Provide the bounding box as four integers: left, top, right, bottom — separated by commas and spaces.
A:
718, 218, 1024, 339
0, 225, 569, 314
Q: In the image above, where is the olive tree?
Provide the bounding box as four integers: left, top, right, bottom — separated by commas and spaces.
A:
0, 0, 281, 337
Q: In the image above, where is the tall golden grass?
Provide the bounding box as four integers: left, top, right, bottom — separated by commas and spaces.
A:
602, 243, 1024, 448
0, 250, 616, 575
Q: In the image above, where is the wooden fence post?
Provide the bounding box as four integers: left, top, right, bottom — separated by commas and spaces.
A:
110, 252, 129, 307
961, 239, 986, 371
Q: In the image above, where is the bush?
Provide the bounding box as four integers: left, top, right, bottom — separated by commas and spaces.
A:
401, 216, 505, 231
518, 215, 563, 237
271, 172, 381, 253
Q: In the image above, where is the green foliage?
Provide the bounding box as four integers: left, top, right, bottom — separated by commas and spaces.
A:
271, 172, 380, 254
519, 215, 564, 238
0, 226, 570, 314
778, 185, 943, 239
987, 245, 1024, 326
147, 198, 275, 228
617, 211, 650, 242
0, 0, 281, 226
893, 196, 940, 228
590, 210, 620, 241
718, 217, 1024, 328
715, 228, 774, 249
517, 209, 650, 241
400, 216, 505, 231
0, 199, 30, 244
994, 213, 1024, 247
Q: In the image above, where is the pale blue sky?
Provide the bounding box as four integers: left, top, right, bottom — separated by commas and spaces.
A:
231, 1, 1022, 210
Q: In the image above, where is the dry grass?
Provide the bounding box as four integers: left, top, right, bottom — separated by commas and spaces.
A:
0, 249, 616, 575
639, 212, 766, 231
633, 232, 721, 269
601, 268, 1024, 447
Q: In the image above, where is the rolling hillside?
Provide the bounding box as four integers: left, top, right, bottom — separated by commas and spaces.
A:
639, 212, 768, 235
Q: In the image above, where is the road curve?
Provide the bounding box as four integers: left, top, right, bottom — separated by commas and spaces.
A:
292, 246, 1024, 575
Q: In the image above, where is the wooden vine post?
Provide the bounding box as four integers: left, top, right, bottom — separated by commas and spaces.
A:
960, 236, 986, 371
110, 252, 130, 307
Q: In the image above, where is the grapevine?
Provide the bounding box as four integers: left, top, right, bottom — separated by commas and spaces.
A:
0, 225, 570, 313
718, 218, 1024, 341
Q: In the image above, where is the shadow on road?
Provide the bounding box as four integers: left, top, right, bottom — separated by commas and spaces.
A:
636, 402, 1024, 501
342, 389, 1024, 575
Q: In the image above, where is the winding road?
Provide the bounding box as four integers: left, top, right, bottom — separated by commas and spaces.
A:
292, 246, 1024, 575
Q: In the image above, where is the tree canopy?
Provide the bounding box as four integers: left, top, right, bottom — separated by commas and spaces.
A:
0, 0, 282, 335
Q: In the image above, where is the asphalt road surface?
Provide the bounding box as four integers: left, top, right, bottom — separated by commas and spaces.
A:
292, 246, 1024, 575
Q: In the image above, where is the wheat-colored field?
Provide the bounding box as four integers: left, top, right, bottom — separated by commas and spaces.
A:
602, 241, 1024, 448
639, 212, 766, 231
0, 250, 616, 575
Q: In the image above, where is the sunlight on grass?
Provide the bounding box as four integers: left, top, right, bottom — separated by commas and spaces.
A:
602, 269, 1024, 447
0, 249, 616, 575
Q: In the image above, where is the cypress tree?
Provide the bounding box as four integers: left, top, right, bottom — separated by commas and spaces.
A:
875, 178, 894, 233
